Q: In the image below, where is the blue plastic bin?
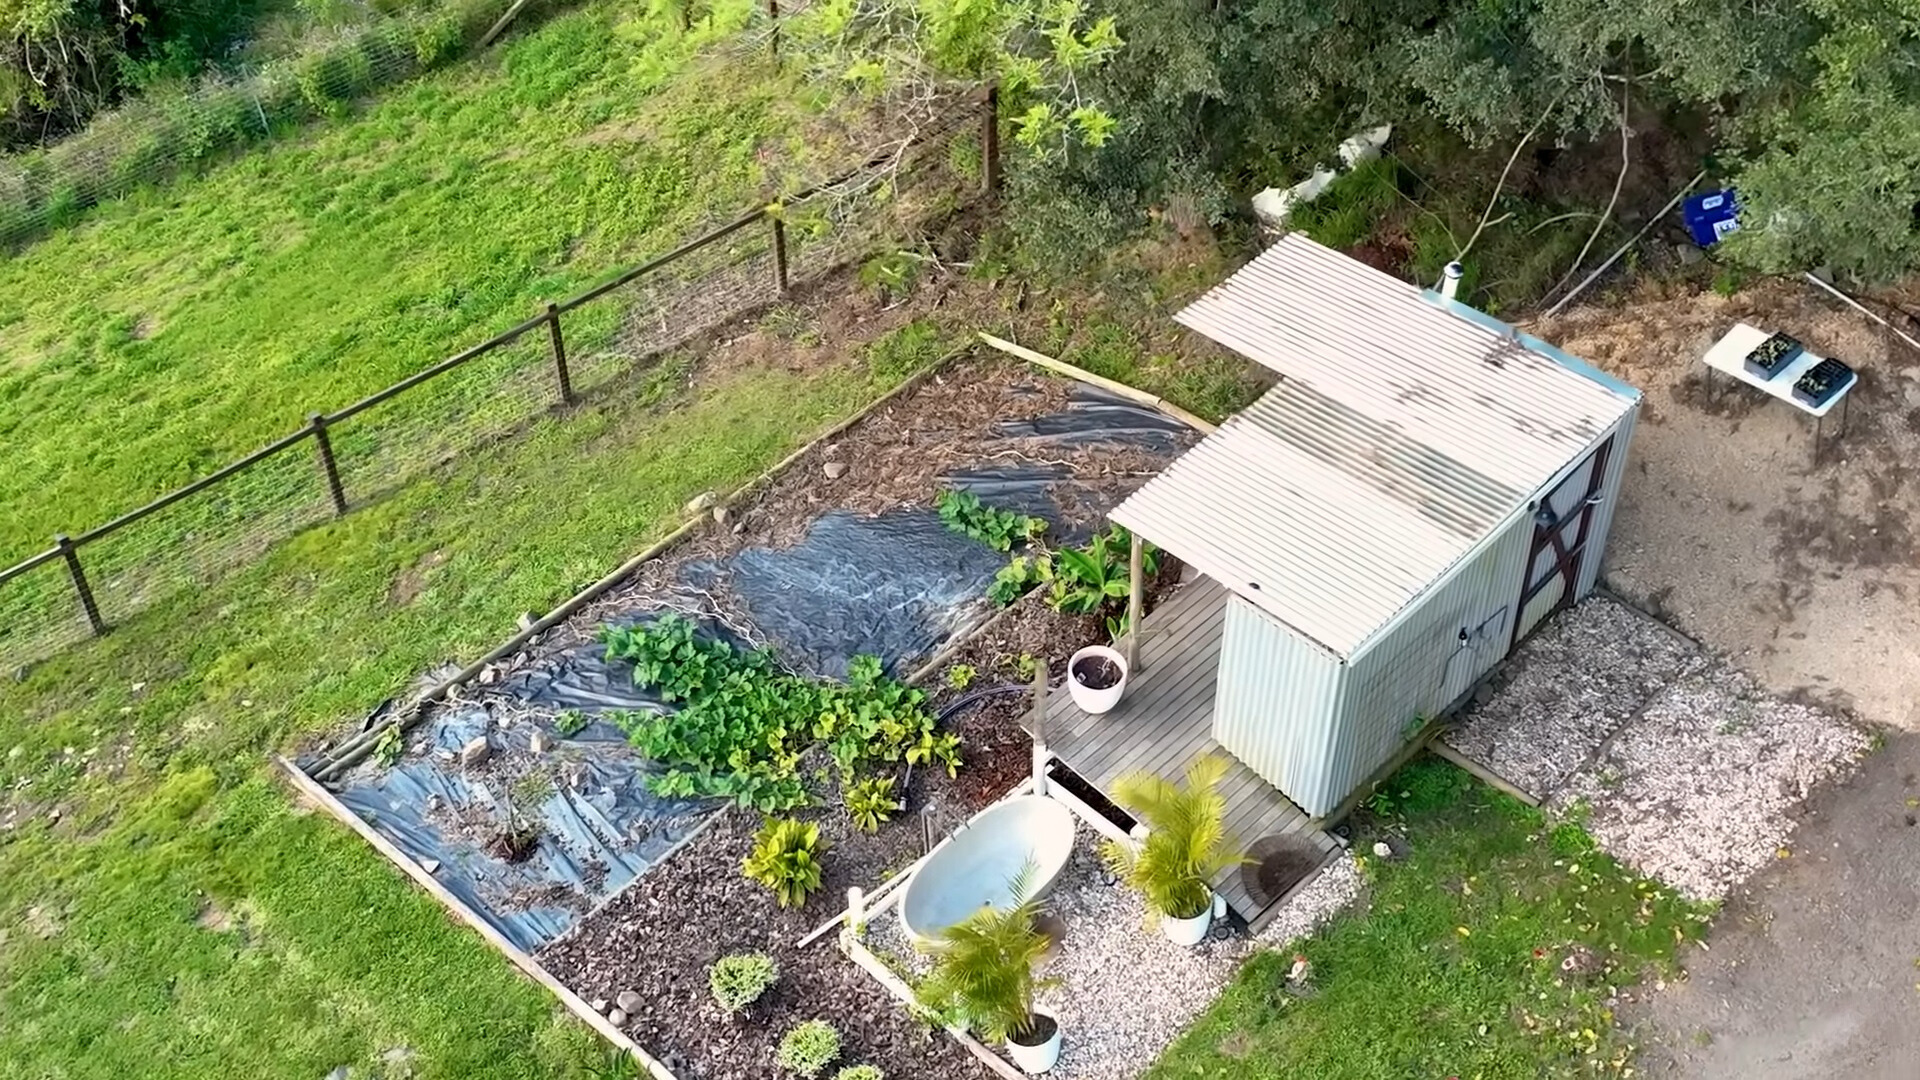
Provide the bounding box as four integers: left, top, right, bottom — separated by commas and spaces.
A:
1683, 189, 1740, 247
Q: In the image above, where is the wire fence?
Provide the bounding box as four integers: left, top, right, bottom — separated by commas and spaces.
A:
0, 89, 996, 673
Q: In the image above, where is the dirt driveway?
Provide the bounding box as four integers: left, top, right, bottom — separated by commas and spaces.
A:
1625, 732, 1920, 1078
1542, 280, 1920, 1076
1546, 280, 1920, 730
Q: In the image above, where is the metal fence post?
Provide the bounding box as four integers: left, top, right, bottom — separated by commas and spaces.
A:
546, 301, 575, 405
545, 297, 572, 403
55, 534, 105, 637
982, 84, 1002, 197
308, 414, 349, 516
771, 216, 790, 295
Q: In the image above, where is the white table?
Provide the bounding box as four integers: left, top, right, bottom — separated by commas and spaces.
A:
1701, 321, 1857, 462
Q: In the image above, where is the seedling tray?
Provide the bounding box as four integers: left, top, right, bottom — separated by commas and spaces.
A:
1793, 357, 1853, 409
1744, 332, 1802, 380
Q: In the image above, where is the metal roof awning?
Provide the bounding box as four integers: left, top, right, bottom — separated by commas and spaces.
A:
1111, 235, 1639, 657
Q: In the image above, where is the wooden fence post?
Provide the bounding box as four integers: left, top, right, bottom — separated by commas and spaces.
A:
771, 217, 790, 295
545, 302, 575, 405
308, 414, 348, 516
767, 0, 781, 60
55, 534, 105, 637
982, 85, 1002, 197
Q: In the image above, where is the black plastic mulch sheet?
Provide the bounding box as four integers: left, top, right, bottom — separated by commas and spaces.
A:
333, 705, 710, 954
324, 379, 1196, 952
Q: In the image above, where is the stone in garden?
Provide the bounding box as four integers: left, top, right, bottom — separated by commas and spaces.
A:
517, 611, 538, 632
478, 665, 500, 685
823, 461, 848, 479
419, 859, 440, 875
529, 729, 555, 754
685, 491, 719, 515
1372, 841, 1393, 859
324, 1068, 351, 1080
590, 998, 608, 1013
381, 1047, 415, 1079
607, 1008, 628, 1027
616, 990, 644, 1014
712, 506, 729, 526
459, 737, 491, 767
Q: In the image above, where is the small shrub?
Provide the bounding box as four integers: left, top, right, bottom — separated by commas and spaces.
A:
777, 1020, 841, 1077
373, 724, 405, 768
554, 709, 590, 737
834, 1067, 884, 1080
708, 951, 779, 1013
843, 775, 897, 833
744, 818, 826, 908
988, 553, 1050, 606
1049, 525, 1158, 624
944, 664, 975, 691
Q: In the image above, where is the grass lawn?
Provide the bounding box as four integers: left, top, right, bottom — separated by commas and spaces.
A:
0, 337, 925, 1077
0, 0, 838, 563
1150, 758, 1713, 1080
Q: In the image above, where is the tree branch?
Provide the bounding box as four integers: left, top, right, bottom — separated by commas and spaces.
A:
1455, 83, 1570, 265
1544, 71, 1631, 305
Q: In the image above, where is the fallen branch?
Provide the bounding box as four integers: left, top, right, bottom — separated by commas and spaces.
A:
1543, 73, 1632, 305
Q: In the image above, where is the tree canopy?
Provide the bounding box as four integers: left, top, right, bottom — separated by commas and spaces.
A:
792, 0, 1920, 282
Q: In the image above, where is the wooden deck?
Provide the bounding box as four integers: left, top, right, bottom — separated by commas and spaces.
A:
1027, 575, 1341, 931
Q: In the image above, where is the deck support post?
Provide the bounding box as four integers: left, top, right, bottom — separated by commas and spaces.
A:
1125, 532, 1145, 674
1029, 663, 1049, 797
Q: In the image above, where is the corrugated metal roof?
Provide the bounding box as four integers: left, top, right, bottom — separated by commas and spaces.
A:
1111, 234, 1637, 657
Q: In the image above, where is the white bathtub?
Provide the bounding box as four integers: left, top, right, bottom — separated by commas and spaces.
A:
899, 795, 1078, 943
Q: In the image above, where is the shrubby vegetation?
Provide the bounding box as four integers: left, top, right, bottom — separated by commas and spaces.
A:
795, 0, 1920, 284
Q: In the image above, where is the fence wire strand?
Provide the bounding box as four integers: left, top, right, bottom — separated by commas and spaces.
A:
0, 96, 989, 672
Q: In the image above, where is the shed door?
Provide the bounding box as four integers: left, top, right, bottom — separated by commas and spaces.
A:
1511, 436, 1614, 649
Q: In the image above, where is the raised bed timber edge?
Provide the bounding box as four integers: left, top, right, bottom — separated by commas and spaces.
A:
279, 338, 1212, 1077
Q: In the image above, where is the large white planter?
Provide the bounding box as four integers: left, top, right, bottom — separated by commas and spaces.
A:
1161, 897, 1213, 946
1006, 1012, 1063, 1074
1066, 645, 1128, 715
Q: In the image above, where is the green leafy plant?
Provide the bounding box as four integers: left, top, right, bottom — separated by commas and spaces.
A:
554, 709, 590, 737
602, 617, 959, 811
744, 818, 827, 909
936, 488, 1048, 552
916, 862, 1058, 1044
987, 552, 1052, 606
1049, 525, 1158, 617
843, 775, 898, 833
372, 724, 404, 768
708, 951, 779, 1014
1011, 653, 1039, 681
776, 1019, 841, 1077
1101, 754, 1245, 922
945, 664, 976, 690
834, 1066, 884, 1080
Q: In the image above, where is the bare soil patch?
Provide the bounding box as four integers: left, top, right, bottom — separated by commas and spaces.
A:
1540, 277, 1920, 728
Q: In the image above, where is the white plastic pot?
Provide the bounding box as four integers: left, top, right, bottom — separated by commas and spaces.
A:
1005, 1012, 1063, 1074
1161, 893, 1214, 946
1066, 645, 1128, 715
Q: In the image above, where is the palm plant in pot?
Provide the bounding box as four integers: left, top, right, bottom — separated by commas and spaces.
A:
916, 863, 1062, 1074
1102, 753, 1245, 946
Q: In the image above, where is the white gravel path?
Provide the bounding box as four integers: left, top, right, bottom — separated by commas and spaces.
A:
1447, 596, 1871, 903
1555, 662, 1872, 901
861, 826, 1367, 1080
1444, 599, 1706, 797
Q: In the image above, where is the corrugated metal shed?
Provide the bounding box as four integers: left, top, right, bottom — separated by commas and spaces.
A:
1110, 234, 1638, 658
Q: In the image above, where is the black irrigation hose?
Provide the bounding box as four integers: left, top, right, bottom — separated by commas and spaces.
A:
936, 683, 1028, 724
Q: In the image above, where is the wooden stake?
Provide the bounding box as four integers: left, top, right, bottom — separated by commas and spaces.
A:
1125, 532, 1144, 674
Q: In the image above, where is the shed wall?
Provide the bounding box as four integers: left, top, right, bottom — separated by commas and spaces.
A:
1211, 595, 1346, 812
1311, 508, 1531, 816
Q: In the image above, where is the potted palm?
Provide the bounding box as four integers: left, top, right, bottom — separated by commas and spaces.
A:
917, 864, 1062, 1074
1102, 753, 1245, 946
